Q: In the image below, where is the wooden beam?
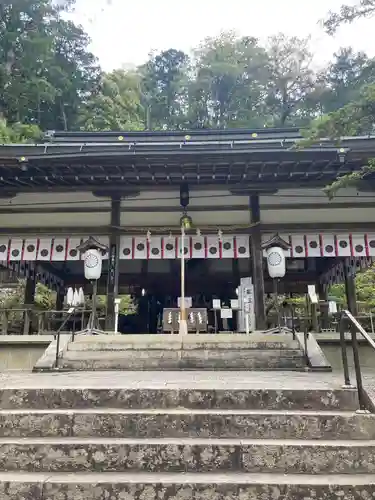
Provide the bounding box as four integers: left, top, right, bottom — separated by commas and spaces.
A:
0, 179, 356, 195
2, 221, 375, 236
63, 271, 318, 295
2, 200, 375, 216
105, 196, 121, 330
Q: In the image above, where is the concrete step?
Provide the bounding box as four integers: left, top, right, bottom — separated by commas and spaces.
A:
60, 349, 305, 370
1, 437, 375, 474
0, 386, 359, 411
1, 408, 374, 439
1, 471, 375, 499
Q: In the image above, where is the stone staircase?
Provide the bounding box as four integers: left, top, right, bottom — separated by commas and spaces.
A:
57, 333, 308, 371
0, 371, 375, 498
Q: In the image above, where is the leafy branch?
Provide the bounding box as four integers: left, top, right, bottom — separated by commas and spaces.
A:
323, 159, 375, 199
324, 0, 375, 34
301, 83, 375, 197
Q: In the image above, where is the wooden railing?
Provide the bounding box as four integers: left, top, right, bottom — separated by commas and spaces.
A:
0, 308, 106, 335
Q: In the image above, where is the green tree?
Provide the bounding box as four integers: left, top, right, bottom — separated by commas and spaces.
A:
317, 48, 375, 114
0, 0, 99, 130
304, 3, 375, 198
0, 0, 55, 122
40, 18, 101, 131
264, 34, 317, 126
328, 265, 375, 310
188, 32, 268, 129
79, 70, 144, 131
140, 49, 190, 130
303, 83, 375, 197
0, 118, 42, 143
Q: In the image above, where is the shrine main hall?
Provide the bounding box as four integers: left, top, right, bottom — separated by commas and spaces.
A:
0, 127, 375, 333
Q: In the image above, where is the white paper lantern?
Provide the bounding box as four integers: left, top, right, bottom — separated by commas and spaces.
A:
83, 249, 102, 280
266, 246, 286, 278
78, 287, 85, 305
66, 287, 74, 306
73, 288, 80, 306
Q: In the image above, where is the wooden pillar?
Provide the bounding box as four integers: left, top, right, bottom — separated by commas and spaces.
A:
343, 257, 358, 316
232, 258, 240, 287
56, 264, 67, 311
317, 280, 329, 330
105, 196, 121, 330
24, 276, 36, 305
55, 286, 65, 311
23, 276, 36, 335
250, 194, 266, 330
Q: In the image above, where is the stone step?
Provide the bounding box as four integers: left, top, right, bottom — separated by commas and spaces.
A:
1, 437, 375, 474
60, 349, 305, 370
1, 408, 374, 439
68, 333, 301, 351
1, 471, 375, 499
0, 386, 359, 411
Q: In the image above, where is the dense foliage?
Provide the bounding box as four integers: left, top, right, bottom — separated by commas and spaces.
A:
1, 0, 375, 136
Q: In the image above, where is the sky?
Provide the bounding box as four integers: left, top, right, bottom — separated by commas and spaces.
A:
69, 0, 375, 71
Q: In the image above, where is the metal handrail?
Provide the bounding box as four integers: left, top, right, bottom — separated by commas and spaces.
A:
339, 309, 375, 411
54, 307, 77, 369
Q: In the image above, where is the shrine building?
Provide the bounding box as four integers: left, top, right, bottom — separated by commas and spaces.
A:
0, 127, 375, 333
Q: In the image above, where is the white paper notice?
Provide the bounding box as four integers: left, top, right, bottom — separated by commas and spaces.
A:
221, 308, 233, 319
212, 299, 221, 309
308, 285, 318, 304
178, 297, 192, 308
230, 299, 239, 310
328, 301, 337, 314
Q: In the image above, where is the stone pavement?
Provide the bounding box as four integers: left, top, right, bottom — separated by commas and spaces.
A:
0, 369, 373, 390
2, 369, 375, 409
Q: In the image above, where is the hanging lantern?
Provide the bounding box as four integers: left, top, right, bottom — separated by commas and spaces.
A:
261, 234, 291, 279
180, 212, 193, 229
180, 182, 190, 208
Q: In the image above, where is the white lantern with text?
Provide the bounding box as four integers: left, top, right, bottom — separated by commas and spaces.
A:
75, 237, 108, 336
266, 246, 286, 278
262, 235, 290, 332
83, 248, 103, 281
